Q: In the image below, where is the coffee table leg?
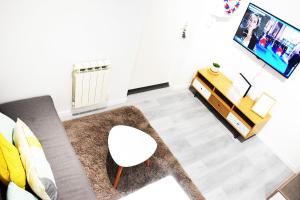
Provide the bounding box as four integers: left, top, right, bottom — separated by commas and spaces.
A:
113, 166, 123, 189
146, 159, 150, 167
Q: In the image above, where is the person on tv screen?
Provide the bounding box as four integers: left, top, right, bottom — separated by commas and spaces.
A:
236, 13, 261, 50
284, 51, 300, 76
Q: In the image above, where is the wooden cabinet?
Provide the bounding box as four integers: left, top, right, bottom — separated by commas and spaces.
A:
208, 95, 230, 118
226, 112, 250, 137
191, 68, 271, 139
191, 78, 211, 100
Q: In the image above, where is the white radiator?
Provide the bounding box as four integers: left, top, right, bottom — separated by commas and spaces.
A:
72, 60, 111, 114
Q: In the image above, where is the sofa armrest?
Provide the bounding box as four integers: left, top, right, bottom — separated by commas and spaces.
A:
0, 95, 56, 121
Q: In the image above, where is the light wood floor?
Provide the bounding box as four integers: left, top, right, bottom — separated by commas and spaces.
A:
122, 87, 293, 200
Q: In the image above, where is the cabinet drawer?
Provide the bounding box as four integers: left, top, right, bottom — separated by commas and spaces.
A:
208, 95, 229, 118
226, 112, 250, 137
192, 78, 211, 100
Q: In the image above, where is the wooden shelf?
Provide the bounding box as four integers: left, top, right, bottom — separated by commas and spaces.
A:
191, 68, 271, 139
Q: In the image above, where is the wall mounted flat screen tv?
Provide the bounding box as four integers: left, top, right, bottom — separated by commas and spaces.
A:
234, 3, 300, 78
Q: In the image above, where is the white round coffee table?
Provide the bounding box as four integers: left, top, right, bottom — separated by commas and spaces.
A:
108, 125, 157, 189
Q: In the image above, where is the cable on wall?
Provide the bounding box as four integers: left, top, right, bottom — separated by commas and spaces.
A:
251, 62, 267, 83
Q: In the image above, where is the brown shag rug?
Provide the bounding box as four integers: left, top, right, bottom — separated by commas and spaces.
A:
63, 106, 205, 200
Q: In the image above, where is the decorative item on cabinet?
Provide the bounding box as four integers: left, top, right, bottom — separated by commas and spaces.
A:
228, 73, 252, 104
251, 92, 276, 118
210, 62, 221, 74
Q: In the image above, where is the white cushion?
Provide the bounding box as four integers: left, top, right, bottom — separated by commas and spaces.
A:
6, 182, 38, 200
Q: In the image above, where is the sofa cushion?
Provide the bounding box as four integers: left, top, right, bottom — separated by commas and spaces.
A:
14, 118, 57, 200
0, 133, 26, 188
0, 96, 96, 200
0, 113, 15, 143
6, 182, 37, 200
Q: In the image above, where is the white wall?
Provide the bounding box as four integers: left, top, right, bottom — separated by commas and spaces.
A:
170, 0, 300, 171
0, 0, 148, 117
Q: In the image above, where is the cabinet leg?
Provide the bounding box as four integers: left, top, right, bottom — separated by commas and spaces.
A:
234, 133, 239, 138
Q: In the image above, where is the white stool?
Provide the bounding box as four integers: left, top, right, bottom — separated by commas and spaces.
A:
108, 125, 157, 189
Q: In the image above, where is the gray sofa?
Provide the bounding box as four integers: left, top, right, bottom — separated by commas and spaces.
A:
0, 96, 96, 200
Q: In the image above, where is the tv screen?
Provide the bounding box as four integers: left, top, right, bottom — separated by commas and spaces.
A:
234, 3, 300, 78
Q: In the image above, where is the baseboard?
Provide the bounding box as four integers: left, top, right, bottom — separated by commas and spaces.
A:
57, 110, 73, 121
58, 97, 128, 121
72, 103, 107, 115
169, 83, 190, 90
127, 83, 169, 95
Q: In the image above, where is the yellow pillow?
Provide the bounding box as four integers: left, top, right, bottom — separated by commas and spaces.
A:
0, 133, 26, 188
